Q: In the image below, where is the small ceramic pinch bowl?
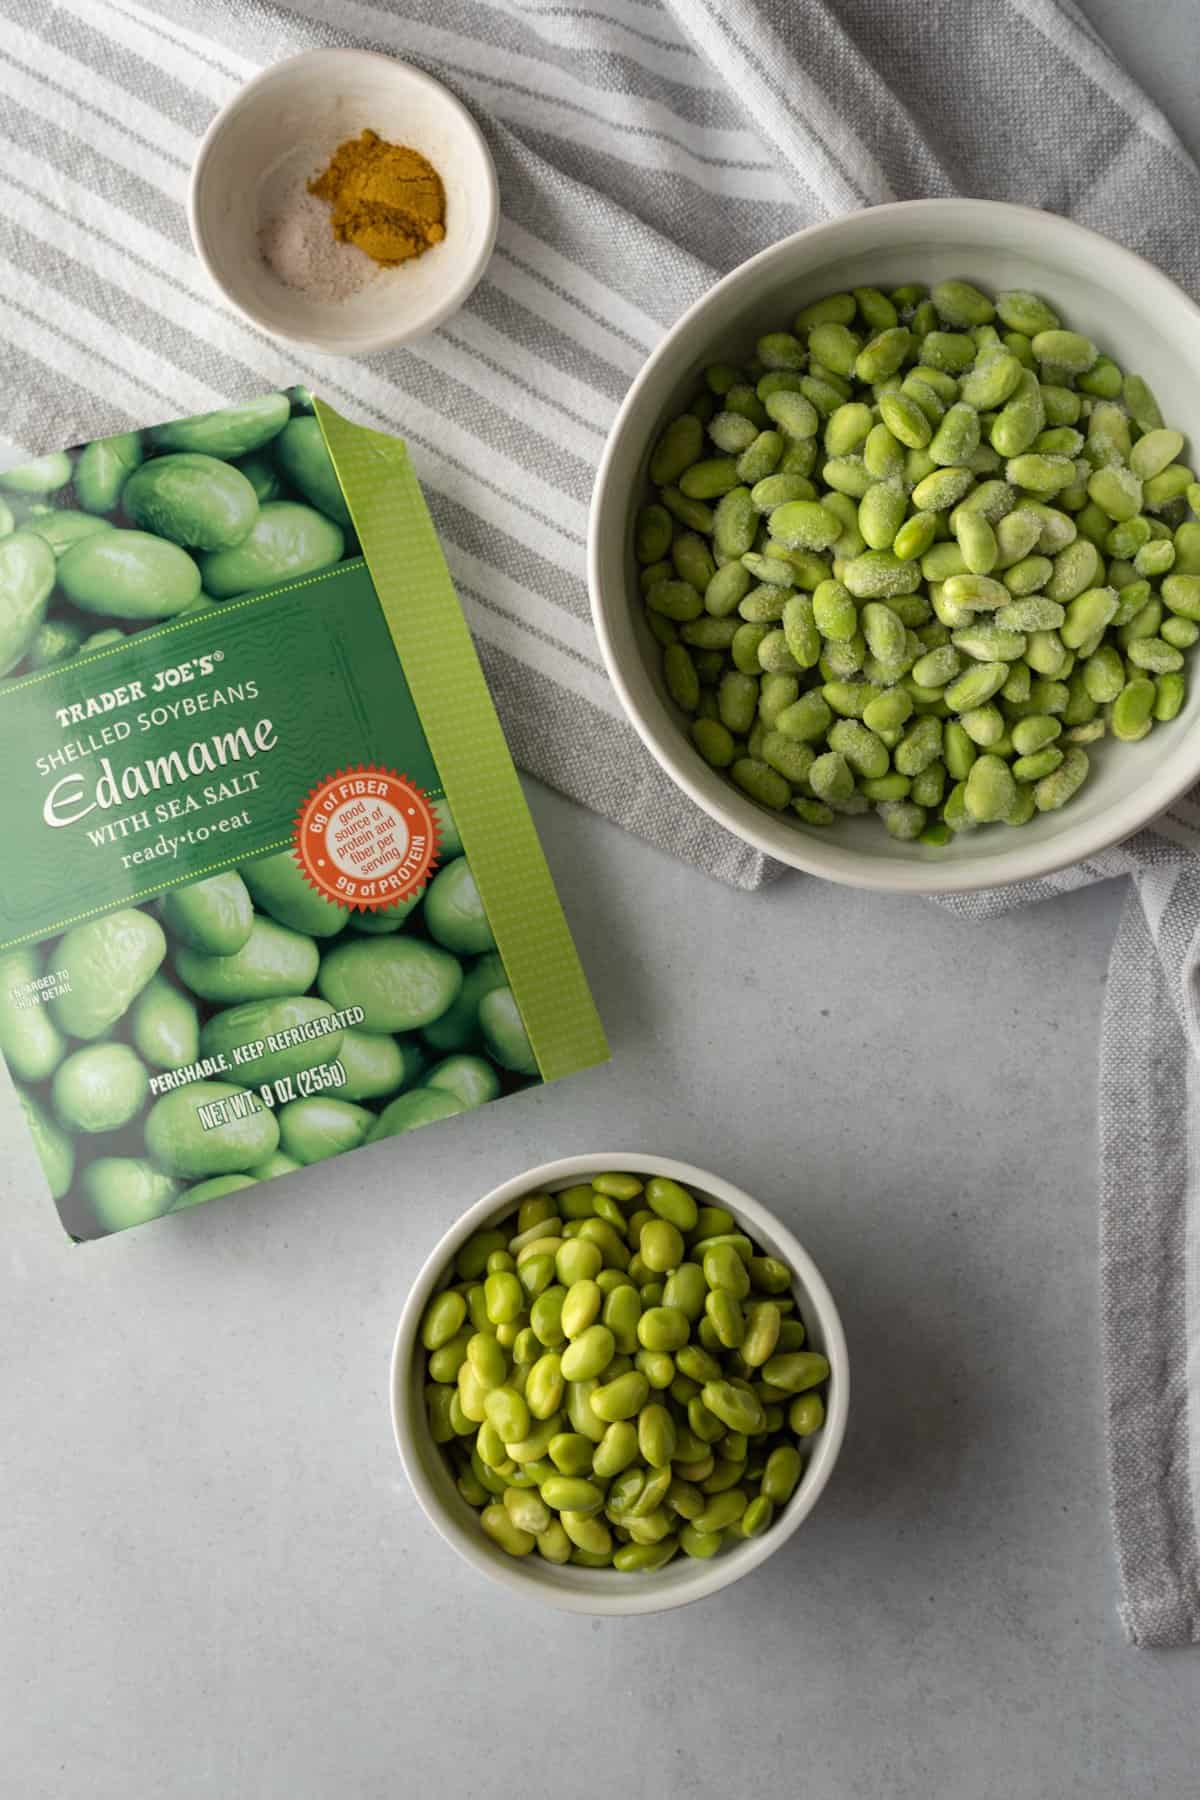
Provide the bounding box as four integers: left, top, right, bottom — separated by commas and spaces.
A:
189, 48, 498, 354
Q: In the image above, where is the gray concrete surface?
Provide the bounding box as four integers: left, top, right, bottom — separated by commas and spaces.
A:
5, 4, 1200, 1796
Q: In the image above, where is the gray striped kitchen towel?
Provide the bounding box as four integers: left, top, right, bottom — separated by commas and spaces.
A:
3, 0, 1200, 1644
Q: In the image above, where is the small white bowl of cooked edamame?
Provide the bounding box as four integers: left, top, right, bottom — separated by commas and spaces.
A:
589, 198, 1200, 892
392, 1153, 848, 1615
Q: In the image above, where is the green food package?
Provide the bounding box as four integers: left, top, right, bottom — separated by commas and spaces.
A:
0, 391, 607, 1240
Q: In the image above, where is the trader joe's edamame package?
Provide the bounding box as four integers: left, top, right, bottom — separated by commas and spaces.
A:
0, 391, 607, 1240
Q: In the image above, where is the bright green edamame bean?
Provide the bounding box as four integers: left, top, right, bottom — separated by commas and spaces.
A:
705, 1289, 744, 1348
420, 1290, 467, 1354
591, 1370, 650, 1422
547, 1431, 593, 1475
483, 1270, 525, 1326
485, 1385, 530, 1444
762, 1351, 831, 1393
964, 754, 1016, 823
1155, 673, 1187, 721
638, 1402, 677, 1468
480, 1503, 535, 1556
789, 1394, 826, 1437
741, 1301, 783, 1367
701, 1379, 764, 1435
703, 1242, 750, 1298
640, 1218, 684, 1273
530, 1286, 567, 1348
560, 1324, 615, 1382
553, 1236, 600, 1292
540, 1474, 604, 1515
637, 1305, 690, 1353
662, 1263, 707, 1320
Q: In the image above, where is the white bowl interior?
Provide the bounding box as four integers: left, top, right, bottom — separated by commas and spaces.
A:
190, 50, 497, 353
392, 1154, 848, 1616
590, 200, 1200, 891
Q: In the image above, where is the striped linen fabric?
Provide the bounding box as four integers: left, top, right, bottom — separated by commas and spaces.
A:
3, 0, 1200, 1641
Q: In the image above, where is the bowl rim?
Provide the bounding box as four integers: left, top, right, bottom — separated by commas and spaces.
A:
187, 46, 500, 355
588, 196, 1200, 893
390, 1151, 849, 1616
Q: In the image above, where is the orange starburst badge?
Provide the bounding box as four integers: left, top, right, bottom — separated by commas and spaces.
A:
292, 765, 440, 911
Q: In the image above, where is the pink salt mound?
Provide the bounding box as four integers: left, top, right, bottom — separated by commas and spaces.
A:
258, 175, 380, 302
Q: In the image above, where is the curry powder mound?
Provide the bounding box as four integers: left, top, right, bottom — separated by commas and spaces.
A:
309, 129, 446, 267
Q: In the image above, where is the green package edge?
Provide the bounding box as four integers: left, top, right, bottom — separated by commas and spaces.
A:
314, 400, 609, 1087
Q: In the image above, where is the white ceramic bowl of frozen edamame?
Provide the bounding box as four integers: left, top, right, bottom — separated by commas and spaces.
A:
391, 1153, 848, 1615
589, 197, 1200, 892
